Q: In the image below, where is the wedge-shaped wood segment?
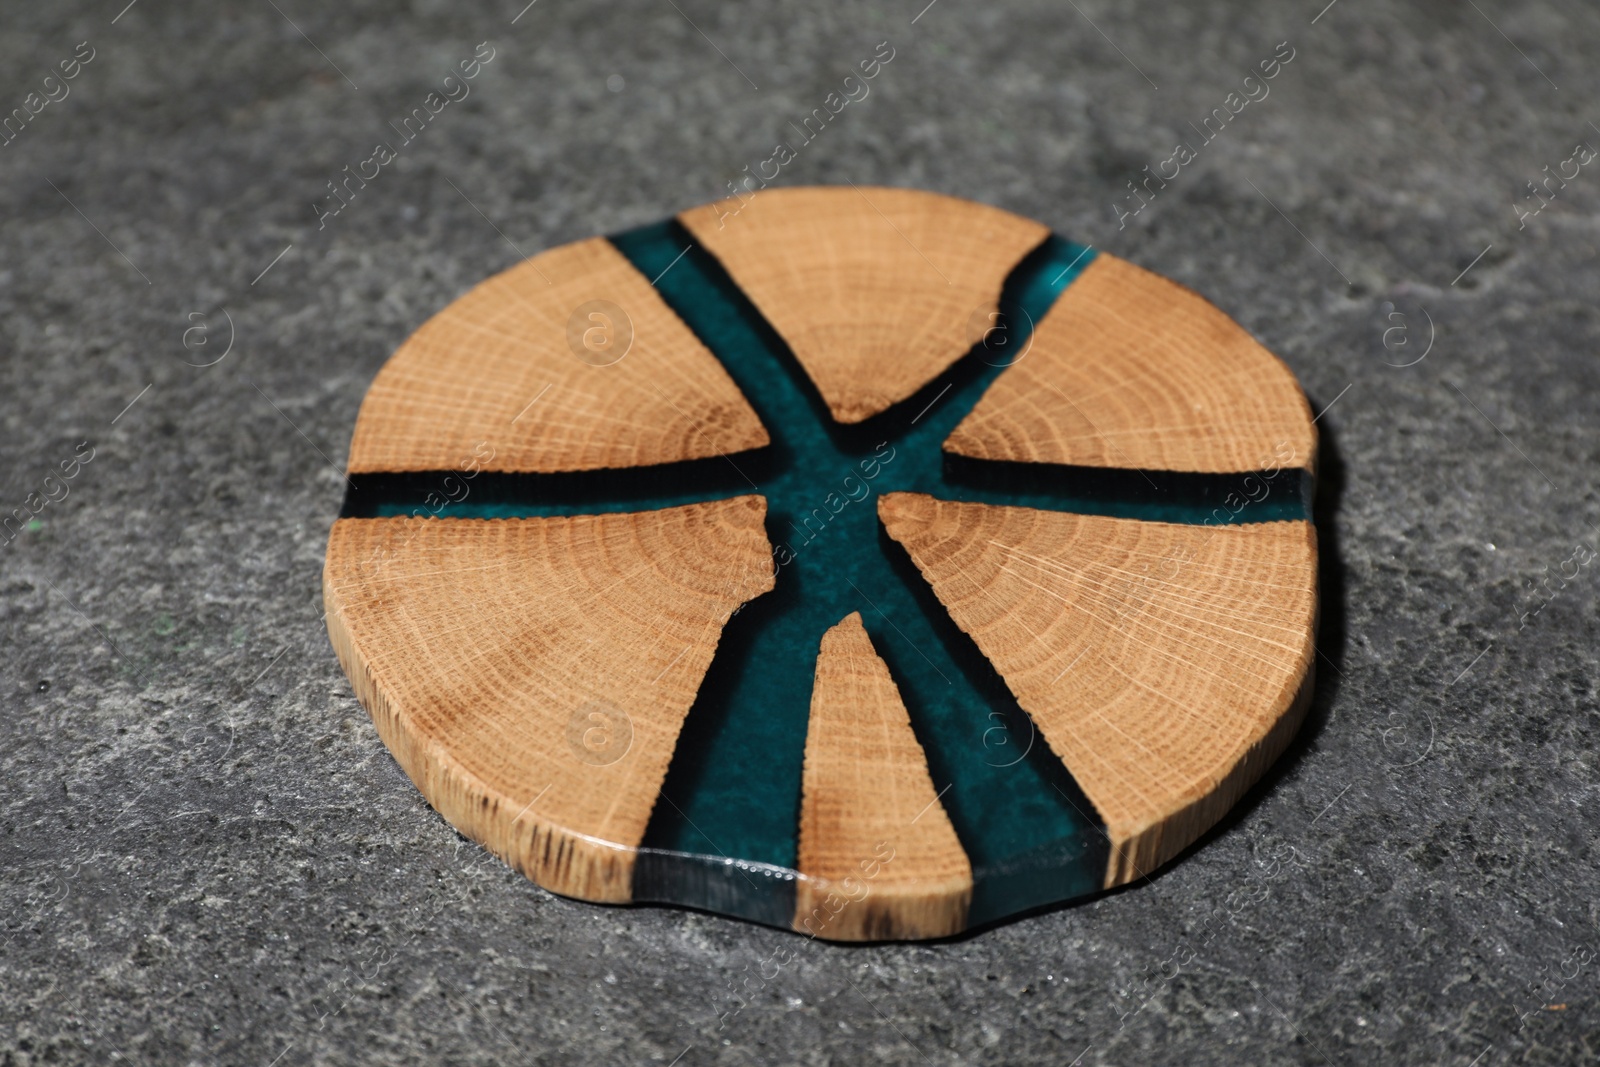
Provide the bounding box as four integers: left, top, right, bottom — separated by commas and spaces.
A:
346, 237, 769, 474
946, 254, 1317, 475
795, 612, 972, 941
323, 497, 775, 902
680, 187, 1048, 424
879, 493, 1317, 889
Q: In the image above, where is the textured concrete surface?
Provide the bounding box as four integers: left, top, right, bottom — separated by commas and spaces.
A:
3, 1, 1599, 1063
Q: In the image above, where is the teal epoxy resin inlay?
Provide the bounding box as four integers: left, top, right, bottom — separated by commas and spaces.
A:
333, 210, 1319, 932
609, 220, 1113, 924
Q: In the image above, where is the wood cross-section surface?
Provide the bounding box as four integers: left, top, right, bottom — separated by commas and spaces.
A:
795, 612, 972, 941
346, 236, 769, 474
946, 253, 1317, 475
879, 493, 1317, 888
322, 498, 775, 902
681, 186, 1048, 424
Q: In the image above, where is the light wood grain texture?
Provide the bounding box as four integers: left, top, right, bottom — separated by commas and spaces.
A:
347, 236, 769, 474
680, 186, 1048, 424
794, 612, 972, 941
322, 497, 775, 902
946, 253, 1317, 475
879, 492, 1317, 888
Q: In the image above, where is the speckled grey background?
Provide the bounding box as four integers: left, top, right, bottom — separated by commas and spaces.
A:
2, 0, 1598, 1063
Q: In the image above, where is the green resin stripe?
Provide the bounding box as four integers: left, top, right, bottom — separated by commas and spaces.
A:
611, 222, 1108, 926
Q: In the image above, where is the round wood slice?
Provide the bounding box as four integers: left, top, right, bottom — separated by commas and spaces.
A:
324, 186, 1319, 941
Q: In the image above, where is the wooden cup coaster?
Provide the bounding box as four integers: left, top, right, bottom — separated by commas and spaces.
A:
324, 186, 1318, 941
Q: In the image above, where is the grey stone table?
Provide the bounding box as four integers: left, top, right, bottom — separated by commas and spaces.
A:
2, 1, 1597, 1063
